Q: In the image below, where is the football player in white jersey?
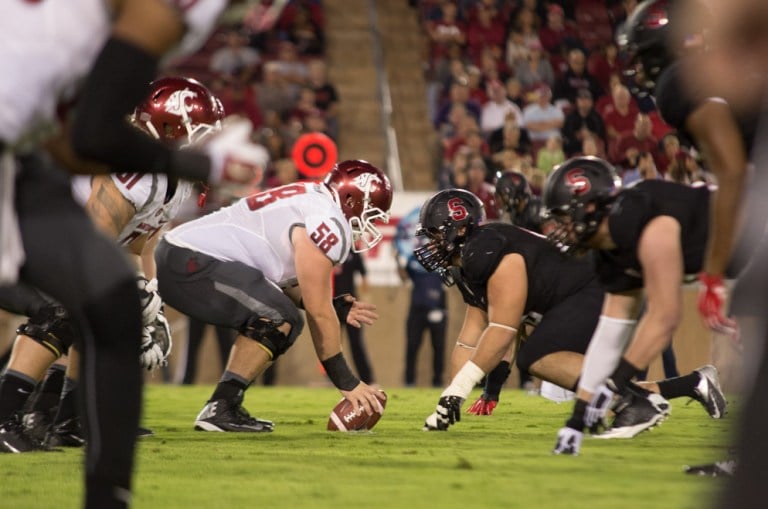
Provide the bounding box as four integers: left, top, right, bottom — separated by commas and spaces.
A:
155, 160, 392, 432
0, 77, 255, 451
0, 2, 265, 506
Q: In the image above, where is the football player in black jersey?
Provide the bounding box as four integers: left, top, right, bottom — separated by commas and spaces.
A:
543, 156, 728, 454
467, 170, 543, 415
418, 188, 605, 430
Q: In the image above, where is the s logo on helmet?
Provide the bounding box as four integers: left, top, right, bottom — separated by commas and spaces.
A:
164, 88, 198, 117
447, 198, 468, 221
565, 169, 591, 196
352, 172, 382, 191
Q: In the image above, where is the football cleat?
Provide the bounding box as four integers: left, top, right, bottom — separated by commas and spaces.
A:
684, 459, 736, 477
0, 414, 47, 453
45, 417, 85, 448
194, 399, 274, 432
22, 409, 55, 444
595, 391, 670, 439
690, 365, 727, 419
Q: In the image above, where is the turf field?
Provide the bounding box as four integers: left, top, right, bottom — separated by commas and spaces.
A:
1, 385, 735, 509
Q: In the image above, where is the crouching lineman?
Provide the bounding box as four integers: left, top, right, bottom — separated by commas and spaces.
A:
0, 77, 247, 452
154, 160, 391, 432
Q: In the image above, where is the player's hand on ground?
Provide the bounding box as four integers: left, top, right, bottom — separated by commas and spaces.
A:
139, 326, 165, 371
340, 382, 385, 416
466, 393, 498, 415
201, 117, 268, 185
697, 273, 739, 338
552, 427, 583, 455
585, 385, 615, 429
423, 396, 464, 430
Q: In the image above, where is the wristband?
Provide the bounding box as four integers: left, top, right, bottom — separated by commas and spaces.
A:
332, 294, 353, 323
321, 352, 360, 391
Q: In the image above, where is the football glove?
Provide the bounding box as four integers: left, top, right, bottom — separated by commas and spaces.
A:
584, 384, 615, 429
466, 394, 498, 415
136, 276, 162, 326
552, 427, 583, 455
140, 325, 166, 371
697, 273, 738, 337
423, 395, 464, 431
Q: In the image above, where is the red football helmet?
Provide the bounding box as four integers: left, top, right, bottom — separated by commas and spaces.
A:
132, 76, 223, 146
323, 160, 393, 252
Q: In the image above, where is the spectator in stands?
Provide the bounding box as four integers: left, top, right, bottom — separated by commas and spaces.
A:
480, 79, 524, 137
602, 84, 641, 157
505, 28, 530, 69
578, 133, 607, 159
466, 66, 489, 105
477, 45, 509, 84
622, 150, 660, 186
209, 29, 261, 83
215, 78, 263, 130
255, 62, 297, 118
511, 5, 542, 49
488, 117, 531, 156
561, 88, 606, 156
505, 76, 526, 110
536, 134, 566, 176
465, 2, 506, 65
263, 158, 300, 189
514, 39, 555, 90
272, 40, 309, 87
286, 2, 325, 56
588, 42, 621, 93
308, 60, 340, 141
433, 81, 482, 130
425, 0, 467, 71
595, 73, 624, 116
288, 86, 320, 126
553, 48, 603, 106
656, 132, 681, 176
611, 113, 659, 169
665, 150, 714, 187
522, 84, 565, 145
463, 156, 499, 220
538, 3, 579, 55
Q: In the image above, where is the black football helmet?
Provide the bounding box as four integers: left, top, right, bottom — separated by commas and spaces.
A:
494, 170, 531, 222
414, 189, 485, 285
542, 156, 621, 255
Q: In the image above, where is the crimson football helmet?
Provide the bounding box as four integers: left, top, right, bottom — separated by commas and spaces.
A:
323, 160, 393, 252
414, 189, 485, 285
132, 76, 224, 146
542, 156, 621, 255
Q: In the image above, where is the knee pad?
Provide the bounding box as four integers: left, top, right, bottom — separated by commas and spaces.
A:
17, 305, 76, 358
239, 313, 304, 360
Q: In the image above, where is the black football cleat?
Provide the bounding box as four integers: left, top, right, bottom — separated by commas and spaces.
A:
689, 365, 727, 419
194, 399, 274, 432
0, 414, 48, 453
595, 390, 670, 439
684, 460, 736, 477
45, 417, 85, 448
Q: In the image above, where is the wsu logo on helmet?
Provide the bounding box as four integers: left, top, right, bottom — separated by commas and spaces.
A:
164, 88, 199, 117
565, 169, 591, 196
352, 172, 382, 191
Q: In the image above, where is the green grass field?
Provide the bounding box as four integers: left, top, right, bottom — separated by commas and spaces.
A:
0, 385, 736, 509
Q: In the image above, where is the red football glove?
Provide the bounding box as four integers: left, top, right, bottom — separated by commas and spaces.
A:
466, 394, 498, 415
697, 272, 738, 338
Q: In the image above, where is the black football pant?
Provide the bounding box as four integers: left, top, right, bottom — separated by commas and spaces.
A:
404, 306, 446, 387
12, 154, 142, 509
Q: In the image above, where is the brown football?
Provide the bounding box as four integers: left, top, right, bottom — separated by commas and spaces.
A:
327, 391, 387, 431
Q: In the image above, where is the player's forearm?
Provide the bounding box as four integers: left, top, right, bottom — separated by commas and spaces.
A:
306, 310, 343, 361
704, 176, 745, 275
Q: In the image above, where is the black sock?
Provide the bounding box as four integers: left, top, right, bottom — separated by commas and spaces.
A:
607, 358, 641, 394
211, 372, 249, 403
31, 365, 66, 414
52, 377, 78, 425
484, 361, 511, 398
656, 372, 700, 399
0, 370, 37, 421
565, 399, 588, 431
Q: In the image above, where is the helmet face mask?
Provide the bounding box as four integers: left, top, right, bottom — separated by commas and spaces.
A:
132, 77, 224, 147
323, 160, 393, 253
414, 189, 485, 285
542, 157, 621, 256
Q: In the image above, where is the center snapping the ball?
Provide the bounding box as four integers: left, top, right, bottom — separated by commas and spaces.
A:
327, 391, 387, 431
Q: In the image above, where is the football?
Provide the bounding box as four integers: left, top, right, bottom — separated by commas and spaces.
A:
327, 391, 387, 431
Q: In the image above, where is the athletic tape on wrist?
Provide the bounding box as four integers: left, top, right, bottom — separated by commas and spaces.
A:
442, 361, 485, 400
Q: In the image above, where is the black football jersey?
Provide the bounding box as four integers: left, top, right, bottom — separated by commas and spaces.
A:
656, 60, 759, 155
454, 223, 597, 314
596, 179, 710, 292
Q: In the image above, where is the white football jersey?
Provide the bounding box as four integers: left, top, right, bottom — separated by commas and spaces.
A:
72, 174, 194, 246
0, 0, 225, 146
164, 182, 352, 287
